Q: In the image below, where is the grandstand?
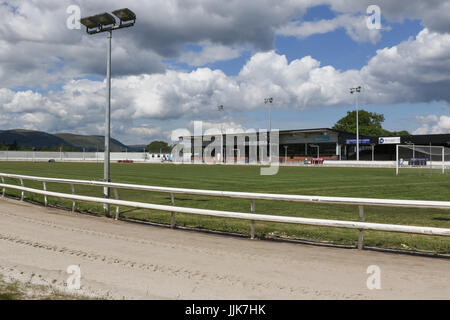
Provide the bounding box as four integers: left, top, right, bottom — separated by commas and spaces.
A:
177, 128, 450, 164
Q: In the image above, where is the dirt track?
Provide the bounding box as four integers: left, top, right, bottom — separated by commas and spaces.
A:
0, 198, 448, 299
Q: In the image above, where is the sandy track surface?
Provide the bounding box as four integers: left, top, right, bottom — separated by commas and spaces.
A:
0, 198, 448, 299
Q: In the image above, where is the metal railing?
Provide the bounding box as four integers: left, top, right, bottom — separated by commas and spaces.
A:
1, 172, 449, 250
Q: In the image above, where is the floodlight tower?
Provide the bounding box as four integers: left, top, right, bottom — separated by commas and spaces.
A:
264, 97, 274, 134
350, 86, 361, 161
80, 8, 136, 217
217, 105, 224, 163
264, 97, 274, 162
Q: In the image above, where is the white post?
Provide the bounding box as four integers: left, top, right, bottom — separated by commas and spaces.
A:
396, 144, 399, 175
71, 184, 76, 212
20, 178, 24, 201
442, 146, 445, 174
358, 206, 364, 250
429, 143, 432, 176
336, 143, 340, 160
1, 177, 5, 197
114, 188, 120, 220
170, 193, 176, 229
250, 200, 256, 239
43, 182, 48, 207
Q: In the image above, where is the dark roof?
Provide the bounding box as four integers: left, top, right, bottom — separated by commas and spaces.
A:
183, 127, 364, 139
402, 134, 450, 146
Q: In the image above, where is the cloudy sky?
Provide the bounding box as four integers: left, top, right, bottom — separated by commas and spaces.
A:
1, 0, 450, 144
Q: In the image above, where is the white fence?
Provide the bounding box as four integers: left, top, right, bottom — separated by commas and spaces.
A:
0, 151, 169, 162
0, 172, 449, 250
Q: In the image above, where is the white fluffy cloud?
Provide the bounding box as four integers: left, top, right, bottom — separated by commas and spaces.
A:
2, 0, 450, 89
1, 27, 450, 142
2, 1, 450, 142
178, 42, 243, 66
277, 14, 385, 44
414, 115, 450, 134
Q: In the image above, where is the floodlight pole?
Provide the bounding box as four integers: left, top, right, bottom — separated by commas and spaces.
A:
264, 97, 273, 163
218, 105, 224, 163
356, 93, 359, 161
371, 143, 376, 161
103, 30, 112, 216
80, 9, 136, 217
350, 86, 361, 161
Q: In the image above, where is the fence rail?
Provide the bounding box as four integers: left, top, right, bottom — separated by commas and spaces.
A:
1, 172, 449, 249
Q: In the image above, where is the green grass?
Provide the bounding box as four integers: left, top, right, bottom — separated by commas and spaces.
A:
0, 162, 449, 253
0, 275, 91, 300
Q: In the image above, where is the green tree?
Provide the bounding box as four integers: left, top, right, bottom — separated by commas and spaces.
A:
146, 141, 172, 153
333, 110, 410, 136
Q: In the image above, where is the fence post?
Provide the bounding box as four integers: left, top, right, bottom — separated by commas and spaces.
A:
43, 182, 48, 206
114, 188, 120, 220
250, 200, 256, 239
1, 177, 5, 197
19, 178, 24, 201
70, 184, 76, 212
170, 193, 176, 229
358, 205, 364, 250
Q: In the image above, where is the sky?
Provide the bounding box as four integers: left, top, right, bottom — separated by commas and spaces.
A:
1, 0, 450, 145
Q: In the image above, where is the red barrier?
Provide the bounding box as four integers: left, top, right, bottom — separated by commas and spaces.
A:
311, 158, 324, 165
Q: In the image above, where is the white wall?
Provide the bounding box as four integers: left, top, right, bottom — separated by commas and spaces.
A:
0, 151, 170, 163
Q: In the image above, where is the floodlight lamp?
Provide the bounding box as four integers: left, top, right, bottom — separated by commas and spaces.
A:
80, 12, 116, 33
95, 12, 116, 27
80, 16, 102, 29
112, 8, 136, 22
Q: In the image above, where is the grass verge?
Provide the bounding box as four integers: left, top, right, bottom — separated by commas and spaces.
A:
0, 162, 449, 253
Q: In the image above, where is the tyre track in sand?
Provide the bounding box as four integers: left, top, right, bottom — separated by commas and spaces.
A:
0, 198, 449, 299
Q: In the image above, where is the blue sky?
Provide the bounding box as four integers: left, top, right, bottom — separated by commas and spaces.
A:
157, 5, 445, 135
1, 1, 449, 144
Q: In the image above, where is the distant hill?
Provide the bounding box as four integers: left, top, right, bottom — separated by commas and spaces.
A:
0, 129, 130, 152
54, 133, 128, 152
0, 129, 73, 150
127, 144, 147, 152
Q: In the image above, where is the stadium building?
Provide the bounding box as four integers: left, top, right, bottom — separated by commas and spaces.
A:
179, 128, 450, 163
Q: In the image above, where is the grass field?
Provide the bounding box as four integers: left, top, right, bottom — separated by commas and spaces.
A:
0, 162, 449, 254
